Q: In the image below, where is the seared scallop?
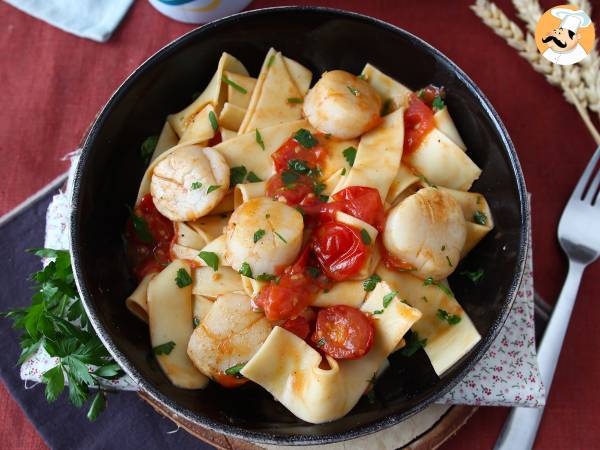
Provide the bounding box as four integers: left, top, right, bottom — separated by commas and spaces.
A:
150, 145, 229, 221
225, 197, 303, 277
383, 187, 466, 280
187, 293, 272, 381
303, 70, 382, 139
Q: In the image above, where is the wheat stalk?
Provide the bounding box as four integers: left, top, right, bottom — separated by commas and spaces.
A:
471, 0, 600, 143
512, 0, 542, 34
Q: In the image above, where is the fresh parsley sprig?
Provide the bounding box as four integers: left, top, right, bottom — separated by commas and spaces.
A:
3, 249, 123, 421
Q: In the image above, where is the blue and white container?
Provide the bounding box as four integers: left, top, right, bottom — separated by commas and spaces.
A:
148, 0, 253, 24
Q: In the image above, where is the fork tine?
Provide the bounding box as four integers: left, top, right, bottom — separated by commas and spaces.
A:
584, 165, 600, 204
572, 146, 600, 200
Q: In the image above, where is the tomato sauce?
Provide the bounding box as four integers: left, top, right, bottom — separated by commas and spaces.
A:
126, 194, 174, 281
403, 93, 435, 155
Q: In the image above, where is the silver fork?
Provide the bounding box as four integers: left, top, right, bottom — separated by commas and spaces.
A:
494, 146, 600, 450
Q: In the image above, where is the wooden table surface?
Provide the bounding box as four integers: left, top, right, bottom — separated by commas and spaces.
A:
1, 0, 599, 448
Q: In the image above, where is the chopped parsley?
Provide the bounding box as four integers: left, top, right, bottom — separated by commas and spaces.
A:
140, 135, 158, 164
441, 245, 446, 251
287, 97, 303, 104
239, 262, 253, 278
153, 341, 176, 355
193, 317, 200, 328
357, 73, 367, 80
175, 268, 193, 288
342, 146, 357, 167
281, 170, 300, 186
460, 268, 485, 283
127, 206, 153, 244
253, 229, 266, 243
288, 159, 312, 175
247, 171, 262, 182
382, 291, 398, 308
225, 363, 246, 378
446, 256, 453, 267
230, 165, 248, 188
198, 251, 219, 272
267, 54, 276, 68
360, 229, 372, 245
347, 85, 360, 96
256, 273, 279, 282
207, 184, 221, 194
222, 75, 247, 94
306, 266, 320, 278
418, 175, 437, 188
255, 128, 265, 150
314, 182, 326, 195
293, 128, 318, 148
432, 95, 445, 111
191, 181, 203, 190
208, 110, 218, 131
437, 309, 461, 325
362, 274, 381, 292
319, 195, 329, 202
341, 168, 347, 176
316, 338, 326, 348
274, 231, 287, 243
473, 210, 488, 225
400, 332, 427, 357
423, 277, 454, 298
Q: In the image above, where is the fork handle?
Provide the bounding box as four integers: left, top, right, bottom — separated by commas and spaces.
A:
494, 261, 585, 450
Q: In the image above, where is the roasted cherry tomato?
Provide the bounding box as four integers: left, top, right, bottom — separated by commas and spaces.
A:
331, 186, 385, 230
271, 136, 325, 173
265, 173, 315, 206
282, 316, 312, 340
417, 84, 445, 109
311, 222, 367, 281
126, 194, 174, 280
403, 93, 435, 154
311, 305, 374, 359
380, 242, 416, 273
207, 131, 222, 147
213, 373, 248, 388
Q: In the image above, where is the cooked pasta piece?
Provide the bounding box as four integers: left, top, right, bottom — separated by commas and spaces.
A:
218, 102, 246, 132
192, 266, 244, 298
224, 72, 257, 109
376, 265, 481, 375
225, 197, 303, 276
312, 280, 366, 308
303, 70, 381, 139
151, 145, 229, 221
361, 63, 412, 111
187, 215, 229, 244
433, 108, 466, 150
187, 293, 272, 382
192, 295, 213, 324
147, 260, 208, 389
174, 222, 207, 249
383, 187, 466, 280
241, 281, 421, 423
233, 181, 267, 208
151, 121, 178, 163
178, 104, 217, 145
125, 273, 155, 323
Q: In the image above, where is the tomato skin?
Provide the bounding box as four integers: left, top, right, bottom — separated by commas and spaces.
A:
403, 93, 435, 154
271, 136, 325, 173
311, 305, 374, 359
207, 131, 222, 147
418, 85, 445, 109
214, 373, 248, 388
265, 173, 315, 206
331, 186, 385, 231
282, 316, 311, 340
311, 222, 367, 281
127, 194, 174, 281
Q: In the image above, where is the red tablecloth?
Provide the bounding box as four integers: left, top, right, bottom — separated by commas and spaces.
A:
1, 0, 599, 448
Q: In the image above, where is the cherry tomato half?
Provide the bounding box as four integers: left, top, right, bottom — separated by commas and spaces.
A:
271, 136, 325, 173
403, 93, 435, 155
311, 305, 374, 359
213, 373, 248, 388
331, 186, 385, 230
266, 173, 315, 206
282, 316, 312, 340
311, 222, 367, 281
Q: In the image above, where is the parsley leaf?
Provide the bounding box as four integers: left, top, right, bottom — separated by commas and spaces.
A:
380, 98, 393, 116
153, 341, 176, 355
256, 273, 278, 282
42, 366, 65, 403
460, 268, 485, 283
207, 185, 221, 194
288, 159, 312, 175
341, 168, 347, 176
287, 97, 303, 104
432, 95, 445, 111
127, 206, 153, 244
225, 363, 246, 378
267, 54, 276, 68
343, 146, 357, 167
193, 317, 200, 328
446, 256, 453, 267
437, 309, 461, 325
306, 266, 320, 278
247, 171, 262, 182
281, 170, 299, 186
198, 251, 219, 272
175, 268, 192, 288
358, 73, 367, 80
222, 75, 247, 94
423, 277, 454, 298
293, 128, 318, 148
316, 338, 326, 348
208, 110, 218, 131
253, 229, 266, 243
314, 182, 326, 195
255, 128, 265, 150
140, 135, 158, 164
239, 262, 253, 278
400, 332, 427, 357
473, 210, 488, 225
360, 229, 372, 245
347, 85, 360, 96
274, 231, 287, 243
191, 181, 202, 190
230, 165, 248, 188
382, 291, 398, 308
363, 274, 381, 292
86, 391, 106, 422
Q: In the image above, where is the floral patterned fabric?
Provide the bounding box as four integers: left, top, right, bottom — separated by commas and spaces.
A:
21, 155, 544, 406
